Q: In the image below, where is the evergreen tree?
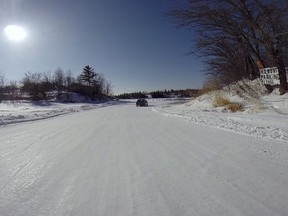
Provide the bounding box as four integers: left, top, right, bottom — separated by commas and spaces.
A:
80, 65, 97, 86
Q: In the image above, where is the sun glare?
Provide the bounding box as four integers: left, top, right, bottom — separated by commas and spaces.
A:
4, 25, 27, 42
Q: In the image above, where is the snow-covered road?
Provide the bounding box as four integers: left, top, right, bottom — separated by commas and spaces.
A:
1, 102, 288, 216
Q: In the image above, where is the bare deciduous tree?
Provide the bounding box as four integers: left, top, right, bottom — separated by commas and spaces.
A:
65, 70, 75, 87
104, 80, 113, 96
0, 72, 7, 90
170, 0, 288, 94
54, 68, 65, 94
21, 72, 44, 99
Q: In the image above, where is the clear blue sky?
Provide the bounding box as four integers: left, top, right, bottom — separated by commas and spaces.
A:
0, 0, 204, 94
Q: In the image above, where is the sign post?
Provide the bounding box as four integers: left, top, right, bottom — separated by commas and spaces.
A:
259, 67, 288, 85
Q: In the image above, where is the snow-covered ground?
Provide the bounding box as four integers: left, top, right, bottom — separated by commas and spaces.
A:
151, 80, 288, 142
2, 80, 287, 142
0, 99, 120, 126
1, 81, 288, 216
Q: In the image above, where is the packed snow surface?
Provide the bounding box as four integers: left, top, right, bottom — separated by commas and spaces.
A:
1, 87, 288, 216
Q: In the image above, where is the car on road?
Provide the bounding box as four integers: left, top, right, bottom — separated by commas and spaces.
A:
136, 99, 148, 107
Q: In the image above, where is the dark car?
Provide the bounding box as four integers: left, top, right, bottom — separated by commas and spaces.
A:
136, 99, 148, 107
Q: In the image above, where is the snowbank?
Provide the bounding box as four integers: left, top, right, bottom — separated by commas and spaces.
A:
151, 79, 288, 142
0, 100, 121, 126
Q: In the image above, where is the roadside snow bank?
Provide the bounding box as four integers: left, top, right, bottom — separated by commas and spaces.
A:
152, 106, 288, 142
0, 100, 119, 126
151, 80, 288, 142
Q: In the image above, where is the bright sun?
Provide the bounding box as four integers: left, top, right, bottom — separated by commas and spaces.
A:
4, 25, 27, 42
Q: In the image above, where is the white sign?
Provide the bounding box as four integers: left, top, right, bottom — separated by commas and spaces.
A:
259, 67, 288, 85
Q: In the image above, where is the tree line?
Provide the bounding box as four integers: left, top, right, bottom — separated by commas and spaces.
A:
116, 89, 198, 99
0, 65, 112, 101
170, 0, 288, 94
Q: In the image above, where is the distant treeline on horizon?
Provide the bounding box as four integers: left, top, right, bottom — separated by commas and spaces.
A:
116, 89, 199, 99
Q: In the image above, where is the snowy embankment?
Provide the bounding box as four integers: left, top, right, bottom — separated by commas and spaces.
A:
0, 100, 121, 126
152, 80, 288, 142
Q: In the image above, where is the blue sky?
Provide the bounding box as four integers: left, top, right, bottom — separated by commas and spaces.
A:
0, 0, 204, 94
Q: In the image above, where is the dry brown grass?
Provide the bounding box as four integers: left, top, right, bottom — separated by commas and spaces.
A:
226, 103, 243, 112
213, 95, 243, 112
213, 95, 231, 107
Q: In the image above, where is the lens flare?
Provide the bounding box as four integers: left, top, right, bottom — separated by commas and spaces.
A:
4, 25, 27, 42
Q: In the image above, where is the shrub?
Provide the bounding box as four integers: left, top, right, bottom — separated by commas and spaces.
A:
226, 103, 243, 112
213, 95, 231, 107
213, 95, 243, 112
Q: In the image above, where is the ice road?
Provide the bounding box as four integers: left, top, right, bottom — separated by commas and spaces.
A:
1, 102, 288, 216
